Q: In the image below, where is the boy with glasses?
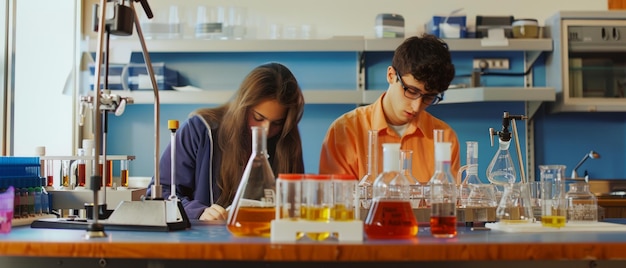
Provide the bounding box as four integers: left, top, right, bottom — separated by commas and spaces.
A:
319, 34, 460, 184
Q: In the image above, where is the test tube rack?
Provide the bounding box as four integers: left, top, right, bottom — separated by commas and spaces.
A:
270, 219, 364, 242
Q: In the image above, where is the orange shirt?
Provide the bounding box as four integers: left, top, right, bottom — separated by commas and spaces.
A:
319, 93, 461, 184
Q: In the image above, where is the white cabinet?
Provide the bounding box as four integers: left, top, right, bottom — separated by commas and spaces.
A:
546, 11, 626, 112
89, 37, 555, 105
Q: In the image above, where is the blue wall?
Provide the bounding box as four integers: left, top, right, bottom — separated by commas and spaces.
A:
104, 48, 626, 183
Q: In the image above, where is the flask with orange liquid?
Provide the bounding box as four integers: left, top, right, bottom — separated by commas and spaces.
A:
364, 143, 418, 239
227, 126, 276, 237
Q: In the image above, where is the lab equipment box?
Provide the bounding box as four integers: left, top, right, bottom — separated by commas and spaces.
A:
426, 15, 467, 38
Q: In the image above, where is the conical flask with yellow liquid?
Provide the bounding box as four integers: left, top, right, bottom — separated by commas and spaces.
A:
227, 126, 276, 237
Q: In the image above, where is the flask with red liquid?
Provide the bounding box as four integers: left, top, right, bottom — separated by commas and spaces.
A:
428, 129, 458, 238
364, 143, 418, 239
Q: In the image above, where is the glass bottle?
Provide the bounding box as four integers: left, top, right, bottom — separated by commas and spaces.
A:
364, 143, 417, 239
400, 149, 423, 208
227, 126, 276, 237
565, 181, 598, 222
358, 130, 378, 209
486, 138, 517, 186
428, 129, 458, 238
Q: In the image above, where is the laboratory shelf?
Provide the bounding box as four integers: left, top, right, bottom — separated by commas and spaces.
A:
89, 37, 552, 53
364, 38, 553, 52
89, 37, 366, 52
119, 87, 556, 105
118, 89, 364, 104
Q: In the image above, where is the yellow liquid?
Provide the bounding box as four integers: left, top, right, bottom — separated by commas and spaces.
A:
62, 175, 70, 187
332, 204, 355, 221
227, 206, 275, 237
541, 215, 566, 228
301, 205, 331, 241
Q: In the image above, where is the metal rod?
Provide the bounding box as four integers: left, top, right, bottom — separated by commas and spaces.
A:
130, 2, 161, 199
511, 119, 527, 184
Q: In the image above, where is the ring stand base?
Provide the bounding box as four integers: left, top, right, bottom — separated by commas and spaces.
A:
270, 219, 363, 242
31, 199, 190, 232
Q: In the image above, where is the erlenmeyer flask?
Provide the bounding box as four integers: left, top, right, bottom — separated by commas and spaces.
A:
401, 149, 423, 208
227, 126, 276, 237
486, 138, 517, 186
358, 130, 378, 209
364, 143, 417, 239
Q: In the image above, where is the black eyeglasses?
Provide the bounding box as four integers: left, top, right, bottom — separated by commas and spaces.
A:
394, 67, 444, 105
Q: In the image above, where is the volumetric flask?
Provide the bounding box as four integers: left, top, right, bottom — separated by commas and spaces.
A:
227, 126, 276, 237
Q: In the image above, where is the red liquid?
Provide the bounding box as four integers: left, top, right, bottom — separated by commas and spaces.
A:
46, 175, 53, 187
0, 211, 13, 233
77, 164, 86, 187
364, 200, 418, 239
99, 160, 113, 187
430, 216, 457, 238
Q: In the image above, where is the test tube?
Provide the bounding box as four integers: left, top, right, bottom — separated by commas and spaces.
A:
302, 174, 333, 241
76, 149, 86, 187
99, 159, 113, 187
45, 159, 54, 187
120, 160, 129, 188
61, 160, 70, 188
331, 174, 357, 221
276, 173, 303, 220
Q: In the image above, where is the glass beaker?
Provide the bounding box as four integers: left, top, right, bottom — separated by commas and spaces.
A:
364, 143, 417, 239
496, 182, 534, 223
227, 126, 276, 237
539, 165, 567, 227
358, 130, 378, 209
565, 181, 597, 222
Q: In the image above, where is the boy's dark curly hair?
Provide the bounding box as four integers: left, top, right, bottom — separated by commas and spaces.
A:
391, 34, 456, 94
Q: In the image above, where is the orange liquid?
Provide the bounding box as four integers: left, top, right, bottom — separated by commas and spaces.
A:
77, 164, 86, 187
364, 200, 418, 239
430, 216, 457, 238
99, 160, 113, 187
227, 206, 275, 237
120, 169, 129, 187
